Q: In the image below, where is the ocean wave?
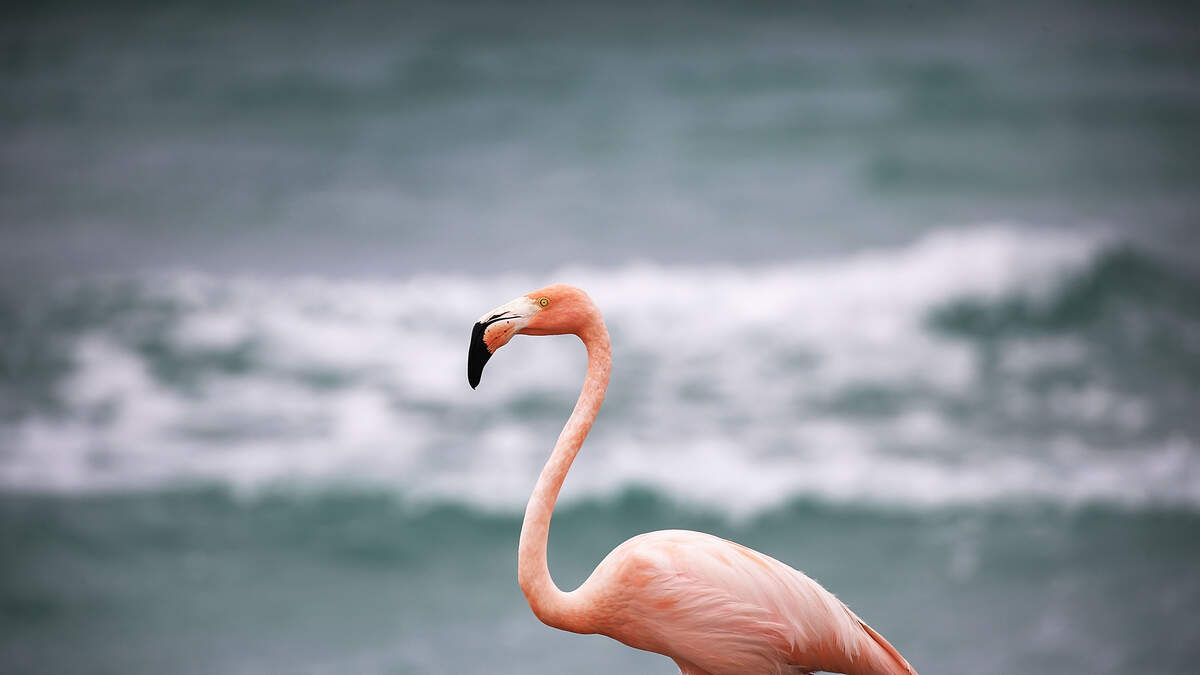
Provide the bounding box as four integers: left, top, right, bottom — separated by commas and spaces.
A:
2, 225, 1198, 514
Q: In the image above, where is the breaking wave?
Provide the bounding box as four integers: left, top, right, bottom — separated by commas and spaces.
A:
2, 225, 1198, 514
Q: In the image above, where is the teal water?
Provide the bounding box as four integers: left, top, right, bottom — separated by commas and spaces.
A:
3, 490, 1199, 674
3, 1, 1200, 673
2, 1, 1199, 284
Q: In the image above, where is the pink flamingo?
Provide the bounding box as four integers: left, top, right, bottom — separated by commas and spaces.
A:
468, 284, 918, 675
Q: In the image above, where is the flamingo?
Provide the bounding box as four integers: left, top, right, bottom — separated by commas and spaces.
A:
467, 284, 918, 675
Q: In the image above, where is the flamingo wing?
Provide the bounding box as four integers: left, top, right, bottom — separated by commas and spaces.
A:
586, 530, 917, 675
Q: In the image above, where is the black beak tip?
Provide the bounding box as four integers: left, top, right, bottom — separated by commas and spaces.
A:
467, 321, 493, 389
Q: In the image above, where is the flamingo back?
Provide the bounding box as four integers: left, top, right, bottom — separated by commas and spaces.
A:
582, 530, 916, 675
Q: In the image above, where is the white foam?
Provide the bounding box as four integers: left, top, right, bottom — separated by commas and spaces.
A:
5, 225, 1197, 513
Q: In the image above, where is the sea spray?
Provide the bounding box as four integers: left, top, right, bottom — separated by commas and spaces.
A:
3, 226, 1198, 515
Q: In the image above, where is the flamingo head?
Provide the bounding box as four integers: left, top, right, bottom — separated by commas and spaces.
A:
468, 283, 597, 389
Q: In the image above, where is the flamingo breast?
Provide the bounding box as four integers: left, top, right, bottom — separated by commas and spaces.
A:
581, 530, 867, 675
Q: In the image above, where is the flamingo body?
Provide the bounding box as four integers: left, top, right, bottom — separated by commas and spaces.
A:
468, 284, 917, 675
577, 529, 912, 675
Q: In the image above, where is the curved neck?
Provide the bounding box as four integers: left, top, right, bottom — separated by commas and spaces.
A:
517, 319, 611, 633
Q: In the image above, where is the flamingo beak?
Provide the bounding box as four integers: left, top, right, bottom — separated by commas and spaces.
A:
468, 296, 539, 389
467, 320, 496, 389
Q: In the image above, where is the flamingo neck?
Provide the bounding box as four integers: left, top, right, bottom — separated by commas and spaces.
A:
517, 319, 611, 634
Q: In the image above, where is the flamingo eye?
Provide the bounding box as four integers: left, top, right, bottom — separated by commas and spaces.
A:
538, 297, 550, 307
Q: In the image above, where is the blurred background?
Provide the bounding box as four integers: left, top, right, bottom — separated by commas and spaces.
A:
2, 1, 1199, 673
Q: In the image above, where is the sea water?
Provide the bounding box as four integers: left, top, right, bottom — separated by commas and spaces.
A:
2, 1, 1199, 674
